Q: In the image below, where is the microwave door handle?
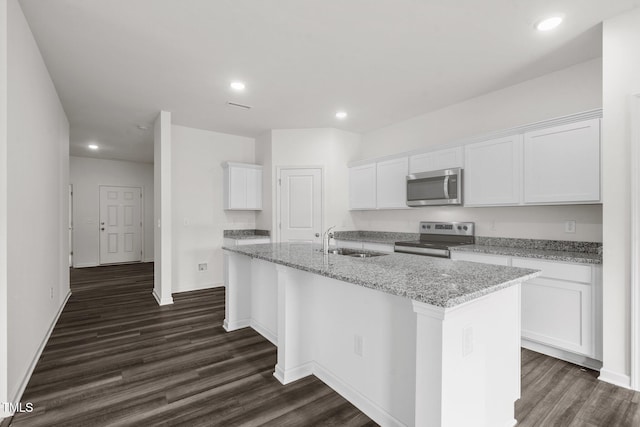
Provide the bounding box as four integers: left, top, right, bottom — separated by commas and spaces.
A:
443, 175, 450, 199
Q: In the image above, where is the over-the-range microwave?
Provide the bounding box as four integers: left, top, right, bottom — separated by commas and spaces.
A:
406, 167, 462, 207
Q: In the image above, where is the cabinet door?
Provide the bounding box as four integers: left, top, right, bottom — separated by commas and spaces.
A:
513, 258, 594, 356
409, 147, 463, 174
464, 135, 522, 206
523, 119, 600, 204
349, 164, 377, 209
245, 167, 262, 210
228, 166, 247, 209
376, 157, 408, 209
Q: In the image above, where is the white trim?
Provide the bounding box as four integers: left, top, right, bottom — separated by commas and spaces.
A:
313, 363, 405, 427
223, 318, 250, 332
349, 108, 603, 167
630, 92, 640, 391
250, 319, 277, 346
273, 362, 314, 385
599, 368, 632, 389
151, 289, 173, 306
72, 262, 100, 269
8, 291, 71, 413
172, 282, 223, 293
521, 338, 602, 371
275, 166, 324, 244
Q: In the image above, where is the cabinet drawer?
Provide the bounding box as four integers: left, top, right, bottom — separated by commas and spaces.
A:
451, 252, 510, 266
512, 258, 591, 283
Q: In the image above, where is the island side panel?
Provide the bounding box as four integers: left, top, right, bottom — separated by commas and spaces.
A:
223, 251, 252, 331
413, 284, 521, 427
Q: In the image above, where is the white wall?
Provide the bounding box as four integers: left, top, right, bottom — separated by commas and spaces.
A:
3, 0, 69, 414
268, 128, 362, 237
171, 125, 256, 293
353, 58, 603, 242
0, 0, 8, 415
69, 156, 154, 267
255, 130, 272, 231
601, 8, 640, 388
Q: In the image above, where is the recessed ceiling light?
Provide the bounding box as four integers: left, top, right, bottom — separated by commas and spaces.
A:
336, 111, 348, 120
536, 16, 563, 32
88, 144, 99, 150
230, 81, 246, 91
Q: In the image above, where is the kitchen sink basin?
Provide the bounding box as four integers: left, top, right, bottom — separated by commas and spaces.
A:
324, 248, 388, 258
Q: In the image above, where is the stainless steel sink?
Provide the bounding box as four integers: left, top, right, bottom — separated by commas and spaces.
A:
325, 248, 388, 258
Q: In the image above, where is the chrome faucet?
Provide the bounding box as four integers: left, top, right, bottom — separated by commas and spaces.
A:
322, 225, 336, 254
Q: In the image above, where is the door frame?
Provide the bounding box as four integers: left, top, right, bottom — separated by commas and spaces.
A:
98, 185, 145, 265
630, 92, 640, 391
275, 166, 324, 243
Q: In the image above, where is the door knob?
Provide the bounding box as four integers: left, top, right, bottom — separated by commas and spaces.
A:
315, 233, 320, 237
101, 228, 105, 231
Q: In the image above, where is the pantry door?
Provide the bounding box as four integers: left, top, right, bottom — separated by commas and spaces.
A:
278, 168, 322, 243
99, 186, 142, 264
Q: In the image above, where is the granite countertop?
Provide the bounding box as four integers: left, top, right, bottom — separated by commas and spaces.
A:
449, 245, 602, 265
223, 230, 270, 240
223, 243, 539, 308
333, 230, 418, 244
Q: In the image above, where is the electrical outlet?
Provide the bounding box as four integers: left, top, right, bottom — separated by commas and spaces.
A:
354, 334, 363, 357
198, 263, 207, 271
565, 220, 576, 234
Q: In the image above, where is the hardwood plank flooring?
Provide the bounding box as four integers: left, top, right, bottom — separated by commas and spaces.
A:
5, 262, 640, 426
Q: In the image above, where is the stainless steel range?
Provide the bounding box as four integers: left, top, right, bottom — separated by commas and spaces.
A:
394, 221, 475, 258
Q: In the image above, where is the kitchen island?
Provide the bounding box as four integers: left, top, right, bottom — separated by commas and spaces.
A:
223, 243, 539, 427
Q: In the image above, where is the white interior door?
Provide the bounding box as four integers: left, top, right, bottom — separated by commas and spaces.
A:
279, 168, 322, 243
99, 186, 142, 264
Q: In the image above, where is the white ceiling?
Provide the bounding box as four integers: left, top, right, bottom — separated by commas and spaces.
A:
18, 0, 640, 163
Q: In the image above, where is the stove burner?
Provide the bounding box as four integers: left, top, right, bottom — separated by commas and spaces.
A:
394, 222, 475, 258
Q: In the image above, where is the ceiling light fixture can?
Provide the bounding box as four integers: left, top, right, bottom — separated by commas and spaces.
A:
88, 144, 99, 150
336, 111, 348, 119
536, 16, 563, 31
230, 81, 246, 91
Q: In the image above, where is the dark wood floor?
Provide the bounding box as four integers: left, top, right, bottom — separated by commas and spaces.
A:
5, 263, 640, 426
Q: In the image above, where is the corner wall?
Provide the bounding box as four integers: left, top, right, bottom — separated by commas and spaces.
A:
4, 0, 69, 413
69, 156, 154, 267
354, 58, 603, 242
601, 7, 640, 388
171, 125, 256, 292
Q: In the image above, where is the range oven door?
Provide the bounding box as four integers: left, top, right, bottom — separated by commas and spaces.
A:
406, 168, 462, 207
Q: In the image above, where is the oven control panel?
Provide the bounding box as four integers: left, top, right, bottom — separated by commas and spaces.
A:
420, 221, 474, 236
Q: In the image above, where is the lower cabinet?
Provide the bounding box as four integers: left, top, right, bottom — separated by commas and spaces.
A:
451, 251, 602, 367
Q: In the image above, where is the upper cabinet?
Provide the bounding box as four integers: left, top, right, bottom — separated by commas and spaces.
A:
376, 157, 409, 209
349, 163, 377, 209
464, 135, 523, 206
523, 119, 601, 204
222, 162, 262, 210
409, 147, 463, 174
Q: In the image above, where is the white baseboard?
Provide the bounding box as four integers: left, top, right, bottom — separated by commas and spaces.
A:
143, 257, 154, 263
223, 318, 250, 332
599, 368, 632, 389
313, 363, 404, 427
521, 339, 603, 371
172, 282, 223, 293
72, 262, 99, 268
250, 319, 277, 346
8, 290, 71, 414
151, 289, 173, 306
273, 362, 313, 385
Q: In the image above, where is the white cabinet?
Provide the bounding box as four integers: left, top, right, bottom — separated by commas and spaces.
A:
222, 162, 262, 210
223, 237, 271, 247
464, 135, 522, 206
409, 147, 463, 174
349, 163, 377, 210
376, 157, 408, 209
449, 251, 602, 365
523, 119, 601, 204
513, 258, 597, 358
